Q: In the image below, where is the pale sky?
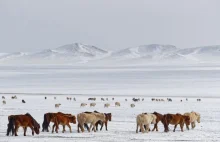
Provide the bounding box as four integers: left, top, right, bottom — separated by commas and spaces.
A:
0, 0, 220, 52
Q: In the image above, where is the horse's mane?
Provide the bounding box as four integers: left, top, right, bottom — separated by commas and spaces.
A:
25, 113, 39, 128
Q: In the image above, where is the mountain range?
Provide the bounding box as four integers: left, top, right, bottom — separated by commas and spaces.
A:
0, 43, 220, 65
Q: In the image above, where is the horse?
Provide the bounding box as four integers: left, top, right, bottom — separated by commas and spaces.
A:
80, 103, 87, 107
3, 100, 6, 104
115, 102, 120, 107
136, 113, 157, 133
162, 113, 190, 132
77, 112, 105, 133
130, 104, 135, 108
90, 103, 96, 107
22, 100, 26, 103
42, 112, 72, 132
55, 104, 61, 108
184, 111, 200, 130
7, 113, 40, 136
52, 114, 76, 133
104, 103, 110, 108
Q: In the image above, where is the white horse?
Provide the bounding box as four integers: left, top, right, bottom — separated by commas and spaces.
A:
136, 113, 157, 133
184, 111, 200, 129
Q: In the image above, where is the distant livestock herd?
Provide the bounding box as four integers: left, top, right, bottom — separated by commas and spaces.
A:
2, 95, 201, 137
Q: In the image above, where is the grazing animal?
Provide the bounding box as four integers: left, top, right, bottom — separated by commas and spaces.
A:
85, 112, 112, 131
197, 99, 201, 102
152, 98, 155, 101
136, 113, 157, 133
55, 104, 61, 108
125, 99, 127, 101
101, 98, 105, 101
88, 98, 96, 101
106, 98, 108, 101
90, 103, 96, 107
104, 103, 110, 108
184, 111, 200, 130
112, 98, 114, 101
7, 113, 40, 136
130, 104, 135, 108
162, 113, 190, 132
3, 100, 6, 104
52, 114, 76, 133
11, 96, 17, 99
77, 112, 106, 133
115, 102, 120, 107
80, 103, 87, 107
142, 98, 144, 101
54, 97, 56, 100
73, 98, 76, 101
45, 97, 47, 100
132, 98, 140, 102
22, 100, 26, 103
167, 98, 172, 102
42, 112, 72, 132
2, 96, 5, 99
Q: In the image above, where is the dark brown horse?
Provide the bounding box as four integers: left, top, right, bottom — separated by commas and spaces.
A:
162, 113, 190, 132
42, 112, 71, 132
152, 112, 164, 131
7, 113, 40, 136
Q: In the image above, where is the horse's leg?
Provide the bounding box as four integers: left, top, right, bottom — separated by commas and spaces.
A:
89, 123, 93, 132
186, 124, 189, 130
92, 123, 96, 132
140, 124, 144, 133
67, 124, 72, 133
62, 125, 65, 133
23, 127, 27, 136
105, 121, 108, 131
136, 124, 139, 133
52, 124, 55, 133
14, 125, 19, 136
28, 124, 34, 136
152, 124, 156, 131
173, 124, 177, 132
146, 124, 150, 133
180, 124, 184, 132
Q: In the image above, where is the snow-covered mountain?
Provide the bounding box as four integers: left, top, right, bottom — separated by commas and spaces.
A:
0, 43, 220, 65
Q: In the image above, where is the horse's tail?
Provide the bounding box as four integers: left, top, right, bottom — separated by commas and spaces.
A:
6, 116, 15, 136
42, 113, 47, 131
162, 115, 170, 132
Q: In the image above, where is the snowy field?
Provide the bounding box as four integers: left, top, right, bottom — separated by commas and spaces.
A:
0, 65, 220, 141
0, 95, 220, 141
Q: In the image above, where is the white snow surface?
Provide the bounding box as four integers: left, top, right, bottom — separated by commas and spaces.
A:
0, 95, 219, 141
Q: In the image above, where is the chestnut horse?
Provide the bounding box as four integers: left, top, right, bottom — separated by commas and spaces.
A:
7, 113, 40, 136
162, 113, 190, 132
152, 112, 164, 131
52, 114, 76, 133
42, 112, 71, 132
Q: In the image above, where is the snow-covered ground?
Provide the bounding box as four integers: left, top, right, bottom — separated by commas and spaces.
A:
0, 95, 219, 141
0, 65, 220, 141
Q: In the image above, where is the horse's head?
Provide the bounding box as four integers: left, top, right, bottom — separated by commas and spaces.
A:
70, 115, 76, 124
151, 114, 157, 124
184, 116, 190, 125
34, 123, 40, 135
195, 112, 201, 123
106, 113, 112, 121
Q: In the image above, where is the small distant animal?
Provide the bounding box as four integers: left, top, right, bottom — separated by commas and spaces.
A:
106, 98, 108, 101
167, 98, 172, 102
101, 98, 105, 101
132, 98, 140, 102
125, 99, 127, 101
2, 100, 6, 104
45, 97, 47, 100
104, 103, 110, 108
22, 100, 26, 103
11, 96, 17, 99
88, 98, 96, 101
142, 98, 144, 101
115, 102, 120, 107
186, 98, 188, 101
81, 103, 87, 107
90, 103, 96, 107
2, 96, 5, 99
197, 99, 201, 102
130, 104, 135, 108
73, 98, 76, 101
152, 98, 155, 101
54, 97, 56, 100
55, 103, 61, 108
180, 100, 182, 102
112, 98, 114, 101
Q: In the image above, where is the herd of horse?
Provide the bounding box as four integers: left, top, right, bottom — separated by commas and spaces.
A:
6, 110, 200, 137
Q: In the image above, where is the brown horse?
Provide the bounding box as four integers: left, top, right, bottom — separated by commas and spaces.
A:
52, 114, 76, 133
7, 113, 40, 136
152, 112, 164, 131
162, 113, 190, 132
42, 112, 71, 132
